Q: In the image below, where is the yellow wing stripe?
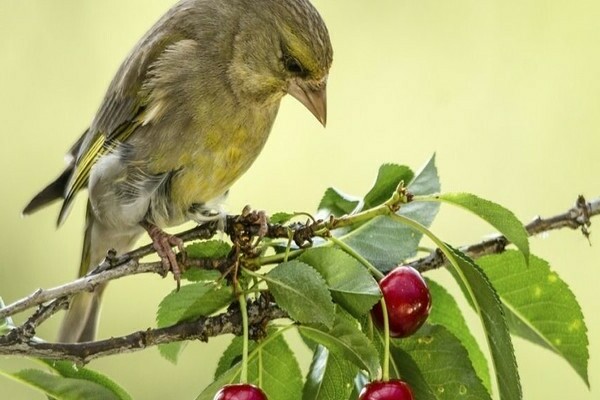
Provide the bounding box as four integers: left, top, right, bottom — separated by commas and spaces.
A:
58, 118, 143, 227
68, 134, 106, 197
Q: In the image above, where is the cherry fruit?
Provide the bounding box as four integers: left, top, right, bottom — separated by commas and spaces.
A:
372, 266, 432, 338
213, 384, 268, 400
359, 379, 414, 400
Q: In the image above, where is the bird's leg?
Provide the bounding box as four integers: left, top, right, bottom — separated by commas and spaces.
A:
141, 221, 185, 289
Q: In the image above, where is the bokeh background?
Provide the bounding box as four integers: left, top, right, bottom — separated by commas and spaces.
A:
1, 1, 598, 398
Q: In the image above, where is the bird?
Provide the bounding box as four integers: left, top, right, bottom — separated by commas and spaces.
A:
23, 0, 333, 343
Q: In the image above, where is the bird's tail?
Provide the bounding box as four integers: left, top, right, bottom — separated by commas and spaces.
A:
57, 202, 105, 342
57, 202, 142, 343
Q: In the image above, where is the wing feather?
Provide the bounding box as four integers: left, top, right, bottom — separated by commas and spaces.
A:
57, 20, 185, 225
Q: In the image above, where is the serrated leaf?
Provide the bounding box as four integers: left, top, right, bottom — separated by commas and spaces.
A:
264, 261, 335, 327
400, 154, 441, 229
303, 345, 358, 400
341, 216, 421, 271
195, 365, 239, 400
362, 164, 414, 210
432, 193, 530, 261
298, 247, 381, 317
199, 332, 303, 400
426, 279, 492, 392
445, 247, 521, 400
40, 360, 132, 400
389, 324, 492, 400
182, 269, 222, 282
157, 282, 233, 328
2, 369, 120, 400
298, 312, 380, 378
158, 342, 187, 364
340, 156, 441, 271
186, 240, 231, 259
479, 250, 589, 386
318, 188, 360, 217
270, 212, 295, 224
183, 240, 231, 281
156, 281, 233, 363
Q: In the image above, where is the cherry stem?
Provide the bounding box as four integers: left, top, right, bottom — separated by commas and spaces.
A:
327, 236, 385, 280
238, 290, 249, 384
380, 296, 391, 382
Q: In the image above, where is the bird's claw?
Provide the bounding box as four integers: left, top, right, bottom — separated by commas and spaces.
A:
240, 206, 269, 241
142, 222, 185, 290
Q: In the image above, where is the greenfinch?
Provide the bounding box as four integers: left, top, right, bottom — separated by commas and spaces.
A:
23, 0, 332, 343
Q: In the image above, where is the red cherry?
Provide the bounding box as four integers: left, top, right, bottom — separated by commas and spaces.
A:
213, 384, 268, 400
372, 266, 432, 338
359, 379, 414, 400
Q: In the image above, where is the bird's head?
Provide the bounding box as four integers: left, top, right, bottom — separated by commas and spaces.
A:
229, 0, 333, 126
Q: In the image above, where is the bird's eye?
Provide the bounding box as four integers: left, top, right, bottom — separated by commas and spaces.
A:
283, 54, 305, 75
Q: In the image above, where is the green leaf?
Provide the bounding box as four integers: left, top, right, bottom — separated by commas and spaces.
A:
303, 345, 358, 400
298, 312, 380, 378
340, 156, 441, 271
182, 269, 222, 282
426, 279, 492, 392
199, 332, 303, 400
186, 240, 231, 259
400, 154, 441, 229
479, 250, 589, 386
445, 247, 521, 400
2, 369, 120, 400
264, 261, 335, 327
318, 187, 360, 217
41, 360, 132, 400
298, 247, 381, 317
156, 281, 233, 363
340, 216, 421, 271
183, 240, 231, 281
195, 365, 239, 400
362, 164, 414, 210
157, 282, 233, 327
389, 324, 492, 400
270, 212, 295, 224
431, 193, 530, 261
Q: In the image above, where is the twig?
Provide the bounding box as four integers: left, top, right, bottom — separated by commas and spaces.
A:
408, 195, 598, 272
0, 194, 597, 363
0, 259, 161, 320
0, 190, 411, 321
0, 296, 286, 364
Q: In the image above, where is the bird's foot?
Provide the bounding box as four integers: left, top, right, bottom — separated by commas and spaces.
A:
141, 222, 185, 289
240, 205, 269, 242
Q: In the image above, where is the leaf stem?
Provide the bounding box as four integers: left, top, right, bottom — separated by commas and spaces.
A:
380, 296, 391, 382
238, 291, 249, 384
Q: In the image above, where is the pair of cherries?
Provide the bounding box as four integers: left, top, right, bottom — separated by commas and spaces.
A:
214, 266, 431, 400
360, 265, 431, 400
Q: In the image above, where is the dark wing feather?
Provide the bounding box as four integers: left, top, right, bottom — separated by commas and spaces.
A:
22, 130, 86, 215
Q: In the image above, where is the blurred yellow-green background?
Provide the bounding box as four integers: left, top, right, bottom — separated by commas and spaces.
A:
1, 1, 598, 398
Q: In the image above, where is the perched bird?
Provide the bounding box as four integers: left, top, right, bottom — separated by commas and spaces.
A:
23, 0, 332, 343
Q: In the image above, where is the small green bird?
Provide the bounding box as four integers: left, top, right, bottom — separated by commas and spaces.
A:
23, 0, 332, 343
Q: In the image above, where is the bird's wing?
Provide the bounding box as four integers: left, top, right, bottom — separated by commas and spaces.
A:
57, 29, 185, 225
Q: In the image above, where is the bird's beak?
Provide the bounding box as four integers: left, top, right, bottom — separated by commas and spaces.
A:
287, 77, 328, 127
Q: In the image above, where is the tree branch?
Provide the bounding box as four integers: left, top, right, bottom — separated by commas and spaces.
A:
0, 194, 597, 363
0, 296, 287, 364
408, 195, 598, 272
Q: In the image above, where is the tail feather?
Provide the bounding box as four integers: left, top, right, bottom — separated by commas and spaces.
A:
58, 202, 143, 343
57, 290, 104, 343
